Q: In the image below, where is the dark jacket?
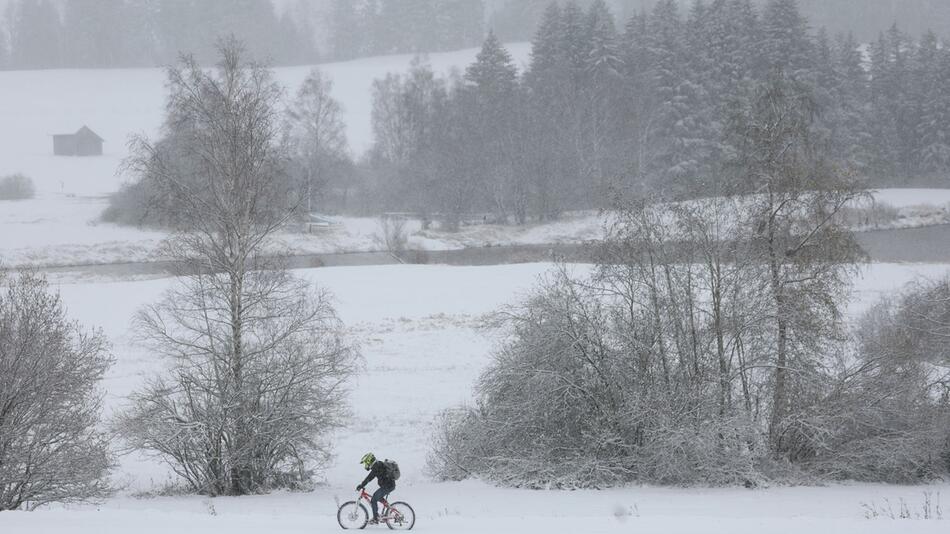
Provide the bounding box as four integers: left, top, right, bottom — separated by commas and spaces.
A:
360, 460, 396, 490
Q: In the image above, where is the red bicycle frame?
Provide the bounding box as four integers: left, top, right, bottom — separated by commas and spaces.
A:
358, 488, 392, 516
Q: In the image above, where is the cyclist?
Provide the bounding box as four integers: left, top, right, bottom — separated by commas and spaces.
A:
356, 452, 396, 525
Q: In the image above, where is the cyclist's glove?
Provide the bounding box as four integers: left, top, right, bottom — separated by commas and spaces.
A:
356, 485, 363, 491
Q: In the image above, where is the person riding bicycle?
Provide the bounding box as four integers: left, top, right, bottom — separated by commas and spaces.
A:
356, 452, 396, 525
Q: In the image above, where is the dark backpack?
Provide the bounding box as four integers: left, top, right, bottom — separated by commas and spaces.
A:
382, 459, 401, 481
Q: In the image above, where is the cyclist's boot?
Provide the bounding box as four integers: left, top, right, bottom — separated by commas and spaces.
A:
367, 518, 379, 525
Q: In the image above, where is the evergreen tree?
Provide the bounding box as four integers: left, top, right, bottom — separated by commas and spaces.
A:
7, 0, 63, 69
153, 0, 200, 64
464, 33, 522, 221
0, 24, 8, 69
489, 0, 551, 43
867, 31, 901, 179
63, 0, 130, 67
330, 0, 361, 59
524, 2, 569, 219
641, 0, 697, 190
586, 0, 622, 82
465, 32, 519, 95
916, 36, 950, 176
760, 0, 813, 76
358, 0, 385, 56
832, 32, 872, 172
584, 0, 625, 194
874, 25, 916, 179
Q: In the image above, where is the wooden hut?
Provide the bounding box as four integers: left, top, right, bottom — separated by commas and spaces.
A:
53, 126, 103, 156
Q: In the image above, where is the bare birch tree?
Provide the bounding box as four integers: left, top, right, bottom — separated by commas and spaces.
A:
0, 271, 113, 510
285, 68, 351, 213
116, 39, 358, 496
725, 73, 866, 457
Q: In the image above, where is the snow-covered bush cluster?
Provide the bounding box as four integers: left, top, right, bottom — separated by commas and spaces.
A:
0, 173, 34, 200
0, 271, 113, 510
430, 258, 950, 489
429, 76, 950, 489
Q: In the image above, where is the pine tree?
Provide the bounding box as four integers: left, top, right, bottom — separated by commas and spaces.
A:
8, 0, 63, 69
885, 25, 916, 179
524, 2, 569, 219
0, 24, 8, 69
639, 0, 698, 191
63, 0, 130, 67
916, 36, 950, 176
488, 0, 551, 43
586, 0, 622, 83
464, 33, 522, 221
867, 32, 900, 178
760, 0, 814, 76
433, 0, 485, 51
358, 0, 385, 56
153, 0, 200, 64
584, 0, 625, 195
466, 33, 519, 96
330, 0, 361, 59
832, 32, 872, 172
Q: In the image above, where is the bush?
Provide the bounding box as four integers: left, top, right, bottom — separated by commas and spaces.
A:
427, 270, 770, 488
100, 180, 172, 227
835, 200, 899, 229
795, 279, 950, 483
375, 216, 409, 253
428, 268, 950, 488
0, 173, 35, 200
0, 271, 114, 510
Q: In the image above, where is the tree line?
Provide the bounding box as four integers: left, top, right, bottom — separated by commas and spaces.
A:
0, 0, 488, 70
427, 74, 950, 487
327, 0, 485, 60
492, 0, 950, 44
355, 0, 950, 226
0, 0, 319, 69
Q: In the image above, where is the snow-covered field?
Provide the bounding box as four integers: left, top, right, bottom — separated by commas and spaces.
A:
4, 188, 950, 268
0, 44, 528, 267
2, 262, 949, 533
2, 43, 949, 268
1, 44, 949, 532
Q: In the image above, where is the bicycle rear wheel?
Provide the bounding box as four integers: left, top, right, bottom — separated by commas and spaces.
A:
337, 501, 369, 529
385, 501, 415, 530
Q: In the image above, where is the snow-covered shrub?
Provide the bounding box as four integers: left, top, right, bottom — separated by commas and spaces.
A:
429, 268, 772, 488
0, 271, 113, 510
796, 279, 950, 483
835, 201, 899, 230
101, 179, 167, 227
376, 215, 409, 253
0, 173, 34, 200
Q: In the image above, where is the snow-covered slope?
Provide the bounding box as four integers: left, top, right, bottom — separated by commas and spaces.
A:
0, 45, 531, 196
2, 262, 947, 533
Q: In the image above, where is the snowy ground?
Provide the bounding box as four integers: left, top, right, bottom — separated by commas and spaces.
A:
4, 188, 950, 268
0, 44, 527, 267
2, 43, 949, 268
2, 44, 949, 531
2, 262, 949, 532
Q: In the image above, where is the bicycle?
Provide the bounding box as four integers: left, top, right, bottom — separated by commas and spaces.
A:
337, 488, 416, 530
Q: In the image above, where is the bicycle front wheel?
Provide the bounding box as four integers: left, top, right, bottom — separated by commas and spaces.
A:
337, 501, 369, 529
385, 501, 416, 530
